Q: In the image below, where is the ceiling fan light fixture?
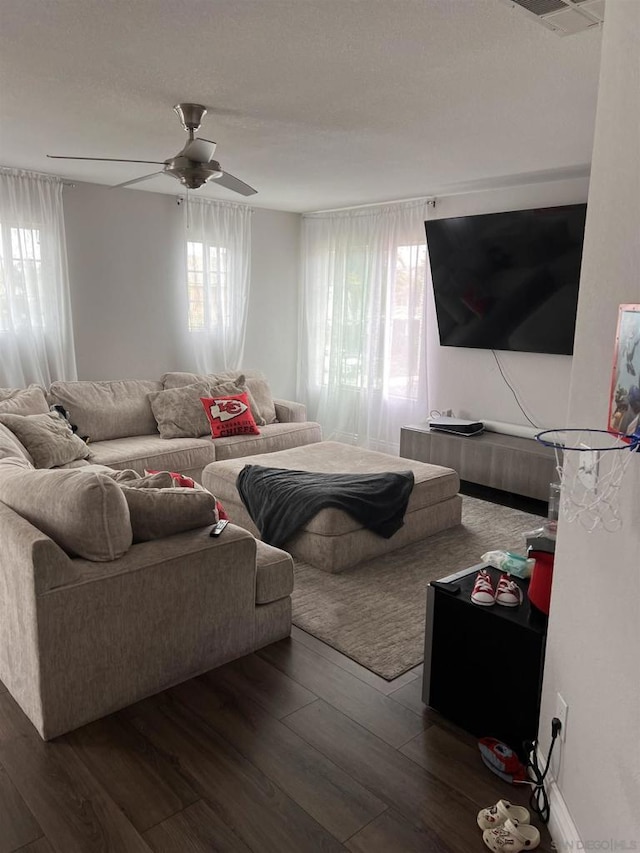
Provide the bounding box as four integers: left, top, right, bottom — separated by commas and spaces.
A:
164, 158, 223, 189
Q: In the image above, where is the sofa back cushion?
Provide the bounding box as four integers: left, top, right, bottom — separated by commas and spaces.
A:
48, 379, 162, 441
0, 457, 132, 561
0, 385, 50, 416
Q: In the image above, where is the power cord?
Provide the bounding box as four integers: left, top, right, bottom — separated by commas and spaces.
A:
491, 349, 540, 429
522, 717, 562, 824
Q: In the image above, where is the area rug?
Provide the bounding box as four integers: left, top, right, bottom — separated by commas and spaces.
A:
291, 495, 544, 680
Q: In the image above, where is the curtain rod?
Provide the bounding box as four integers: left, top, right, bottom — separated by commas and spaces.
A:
306, 196, 436, 215
305, 164, 590, 216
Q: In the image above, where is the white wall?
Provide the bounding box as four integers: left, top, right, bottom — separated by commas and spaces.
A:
538, 3, 640, 844
244, 209, 301, 399
62, 182, 301, 398
63, 183, 185, 380
426, 178, 589, 429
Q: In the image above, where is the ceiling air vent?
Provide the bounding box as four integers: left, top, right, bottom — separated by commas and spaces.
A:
500, 0, 605, 36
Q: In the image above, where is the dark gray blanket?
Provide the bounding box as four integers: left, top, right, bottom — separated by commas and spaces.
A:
236, 464, 415, 548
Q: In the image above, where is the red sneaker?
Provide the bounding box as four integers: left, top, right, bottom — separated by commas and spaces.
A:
496, 574, 523, 607
471, 569, 496, 606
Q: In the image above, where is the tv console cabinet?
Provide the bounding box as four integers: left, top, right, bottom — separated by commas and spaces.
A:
400, 424, 556, 501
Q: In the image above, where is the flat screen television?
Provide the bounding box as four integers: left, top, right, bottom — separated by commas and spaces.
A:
425, 203, 587, 355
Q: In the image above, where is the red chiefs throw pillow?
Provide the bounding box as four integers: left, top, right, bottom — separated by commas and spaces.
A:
201, 392, 260, 439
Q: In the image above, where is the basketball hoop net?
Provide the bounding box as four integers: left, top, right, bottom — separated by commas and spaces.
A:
536, 429, 640, 533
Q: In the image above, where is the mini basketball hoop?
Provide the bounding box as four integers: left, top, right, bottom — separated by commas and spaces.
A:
536, 428, 640, 533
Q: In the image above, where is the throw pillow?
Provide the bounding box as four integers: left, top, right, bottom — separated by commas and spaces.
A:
145, 468, 196, 488
201, 392, 260, 439
0, 422, 32, 462
160, 371, 267, 427
0, 456, 132, 561
148, 379, 244, 439
0, 412, 93, 468
244, 376, 278, 425
118, 480, 219, 542
0, 385, 50, 416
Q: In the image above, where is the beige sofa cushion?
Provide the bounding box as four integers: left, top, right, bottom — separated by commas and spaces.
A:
118, 479, 218, 542
242, 376, 277, 425
0, 412, 92, 468
0, 456, 132, 561
255, 541, 294, 604
148, 379, 244, 439
0, 423, 31, 462
161, 371, 268, 427
48, 379, 162, 441
0, 385, 50, 416
210, 421, 322, 461
83, 435, 216, 480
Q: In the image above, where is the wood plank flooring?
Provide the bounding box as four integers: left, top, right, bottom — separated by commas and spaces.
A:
0, 629, 553, 852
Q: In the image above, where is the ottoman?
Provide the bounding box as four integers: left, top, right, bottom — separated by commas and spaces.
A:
202, 441, 462, 573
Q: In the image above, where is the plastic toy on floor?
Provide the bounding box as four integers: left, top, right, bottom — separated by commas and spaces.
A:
478, 737, 528, 784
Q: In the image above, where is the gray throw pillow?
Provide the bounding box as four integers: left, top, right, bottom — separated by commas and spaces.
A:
159, 371, 267, 427
0, 422, 32, 462
148, 380, 244, 439
0, 385, 50, 416
118, 479, 219, 542
243, 376, 278, 425
0, 412, 93, 468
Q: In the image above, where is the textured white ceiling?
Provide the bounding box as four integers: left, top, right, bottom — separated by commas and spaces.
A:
0, 0, 602, 212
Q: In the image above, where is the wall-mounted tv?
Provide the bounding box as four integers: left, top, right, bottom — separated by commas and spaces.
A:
425, 203, 587, 355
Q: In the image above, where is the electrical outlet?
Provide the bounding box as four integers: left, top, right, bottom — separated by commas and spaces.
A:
556, 693, 568, 741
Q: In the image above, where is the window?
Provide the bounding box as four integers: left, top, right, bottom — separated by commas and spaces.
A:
388, 243, 426, 398
186, 240, 229, 331
0, 225, 44, 331
321, 242, 426, 399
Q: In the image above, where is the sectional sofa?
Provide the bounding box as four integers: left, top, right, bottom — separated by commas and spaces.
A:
0, 372, 321, 739
43, 370, 322, 479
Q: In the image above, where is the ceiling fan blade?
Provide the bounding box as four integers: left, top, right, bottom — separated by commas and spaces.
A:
47, 155, 166, 164
212, 171, 257, 196
181, 138, 217, 162
110, 171, 166, 190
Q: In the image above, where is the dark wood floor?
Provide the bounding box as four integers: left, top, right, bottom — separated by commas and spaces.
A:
0, 625, 553, 852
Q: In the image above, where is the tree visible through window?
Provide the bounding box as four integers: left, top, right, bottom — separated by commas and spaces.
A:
186, 240, 228, 331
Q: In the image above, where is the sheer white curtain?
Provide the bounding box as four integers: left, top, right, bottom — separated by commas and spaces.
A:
300, 200, 431, 453
182, 198, 252, 373
0, 169, 77, 386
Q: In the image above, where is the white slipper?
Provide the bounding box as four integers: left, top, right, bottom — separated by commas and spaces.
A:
483, 818, 540, 851
477, 799, 530, 830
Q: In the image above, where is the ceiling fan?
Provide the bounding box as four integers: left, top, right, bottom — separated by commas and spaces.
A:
47, 103, 257, 195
